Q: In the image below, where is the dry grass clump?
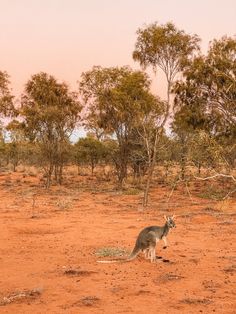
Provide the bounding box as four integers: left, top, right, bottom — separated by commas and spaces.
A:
0, 287, 43, 306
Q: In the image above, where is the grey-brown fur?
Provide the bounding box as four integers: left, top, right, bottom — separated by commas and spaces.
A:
97, 215, 176, 263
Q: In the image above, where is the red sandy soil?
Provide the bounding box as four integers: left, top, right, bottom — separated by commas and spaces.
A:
0, 170, 235, 313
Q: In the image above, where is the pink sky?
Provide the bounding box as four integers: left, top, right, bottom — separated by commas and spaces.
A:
1, 0, 236, 101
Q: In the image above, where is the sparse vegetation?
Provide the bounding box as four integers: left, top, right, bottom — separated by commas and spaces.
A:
95, 247, 129, 257
0, 288, 43, 306
0, 10, 235, 314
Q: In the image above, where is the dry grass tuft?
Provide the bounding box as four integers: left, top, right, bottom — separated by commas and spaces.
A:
0, 287, 43, 306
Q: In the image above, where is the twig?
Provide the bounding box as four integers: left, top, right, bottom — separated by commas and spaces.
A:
184, 181, 194, 204
223, 188, 236, 200
166, 179, 180, 204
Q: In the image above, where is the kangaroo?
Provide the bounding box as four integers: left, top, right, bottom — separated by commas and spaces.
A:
97, 215, 176, 263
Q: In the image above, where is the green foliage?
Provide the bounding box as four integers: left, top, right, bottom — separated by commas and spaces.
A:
20, 72, 82, 187
79, 66, 163, 186
173, 36, 236, 136
133, 22, 200, 80
172, 36, 236, 174
132, 21, 200, 206
0, 71, 15, 119
188, 131, 225, 170
74, 136, 108, 174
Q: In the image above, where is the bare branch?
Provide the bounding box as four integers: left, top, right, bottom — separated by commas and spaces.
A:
194, 173, 236, 182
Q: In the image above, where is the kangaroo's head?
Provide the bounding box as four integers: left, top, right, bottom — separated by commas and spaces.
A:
164, 215, 176, 228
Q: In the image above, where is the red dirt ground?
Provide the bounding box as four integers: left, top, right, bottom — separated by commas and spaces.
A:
0, 171, 235, 313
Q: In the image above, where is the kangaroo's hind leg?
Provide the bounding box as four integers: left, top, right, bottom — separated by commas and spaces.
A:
143, 248, 149, 259
149, 245, 156, 262
145, 232, 158, 262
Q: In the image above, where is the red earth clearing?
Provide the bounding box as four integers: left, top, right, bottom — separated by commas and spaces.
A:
0, 170, 235, 313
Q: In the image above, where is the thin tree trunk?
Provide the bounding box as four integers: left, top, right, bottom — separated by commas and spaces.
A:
54, 165, 58, 182
58, 163, 63, 185
198, 162, 201, 175
142, 81, 171, 208
143, 129, 159, 207
181, 155, 185, 180
117, 161, 127, 189
91, 159, 95, 176
46, 163, 54, 189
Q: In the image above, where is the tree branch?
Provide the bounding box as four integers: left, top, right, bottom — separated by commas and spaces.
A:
194, 173, 236, 182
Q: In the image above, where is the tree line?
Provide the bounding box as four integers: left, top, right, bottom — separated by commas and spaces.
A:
0, 22, 235, 205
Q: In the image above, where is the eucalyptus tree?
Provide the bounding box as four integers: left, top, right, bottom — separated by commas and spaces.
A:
0, 71, 15, 120
174, 36, 236, 133
20, 72, 81, 187
133, 22, 200, 119
79, 66, 162, 188
173, 36, 236, 172
133, 22, 200, 206
5, 120, 26, 171
74, 136, 107, 175
0, 71, 15, 168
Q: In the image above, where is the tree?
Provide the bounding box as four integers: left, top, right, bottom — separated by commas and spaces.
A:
74, 136, 107, 175
173, 36, 236, 173
132, 22, 200, 206
0, 71, 15, 120
174, 36, 236, 135
0, 71, 15, 169
79, 66, 161, 188
20, 72, 81, 187
188, 131, 225, 174
133, 22, 200, 118
6, 120, 26, 171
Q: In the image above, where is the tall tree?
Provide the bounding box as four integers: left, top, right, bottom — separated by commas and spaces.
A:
20, 72, 81, 187
79, 66, 162, 187
133, 22, 200, 206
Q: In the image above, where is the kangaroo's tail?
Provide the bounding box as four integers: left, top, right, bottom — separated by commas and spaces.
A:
127, 243, 140, 261
97, 244, 140, 264
96, 257, 136, 264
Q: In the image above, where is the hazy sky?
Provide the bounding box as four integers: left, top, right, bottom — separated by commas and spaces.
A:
1, 0, 236, 100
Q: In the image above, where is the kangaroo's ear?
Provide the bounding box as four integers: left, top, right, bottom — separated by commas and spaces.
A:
172, 214, 176, 219
164, 215, 167, 221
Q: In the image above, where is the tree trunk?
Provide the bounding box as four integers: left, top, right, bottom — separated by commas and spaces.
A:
142, 80, 171, 208
165, 163, 169, 179
91, 159, 95, 176
117, 161, 127, 189
54, 165, 58, 182
46, 163, 54, 189
115, 142, 129, 189
58, 164, 63, 185
198, 162, 201, 175
180, 155, 186, 180
143, 129, 159, 207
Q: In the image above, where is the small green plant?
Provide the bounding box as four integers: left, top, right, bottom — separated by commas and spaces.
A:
95, 247, 128, 257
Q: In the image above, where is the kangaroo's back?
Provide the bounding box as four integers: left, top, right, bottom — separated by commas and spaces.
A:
135, 226, 164, 247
